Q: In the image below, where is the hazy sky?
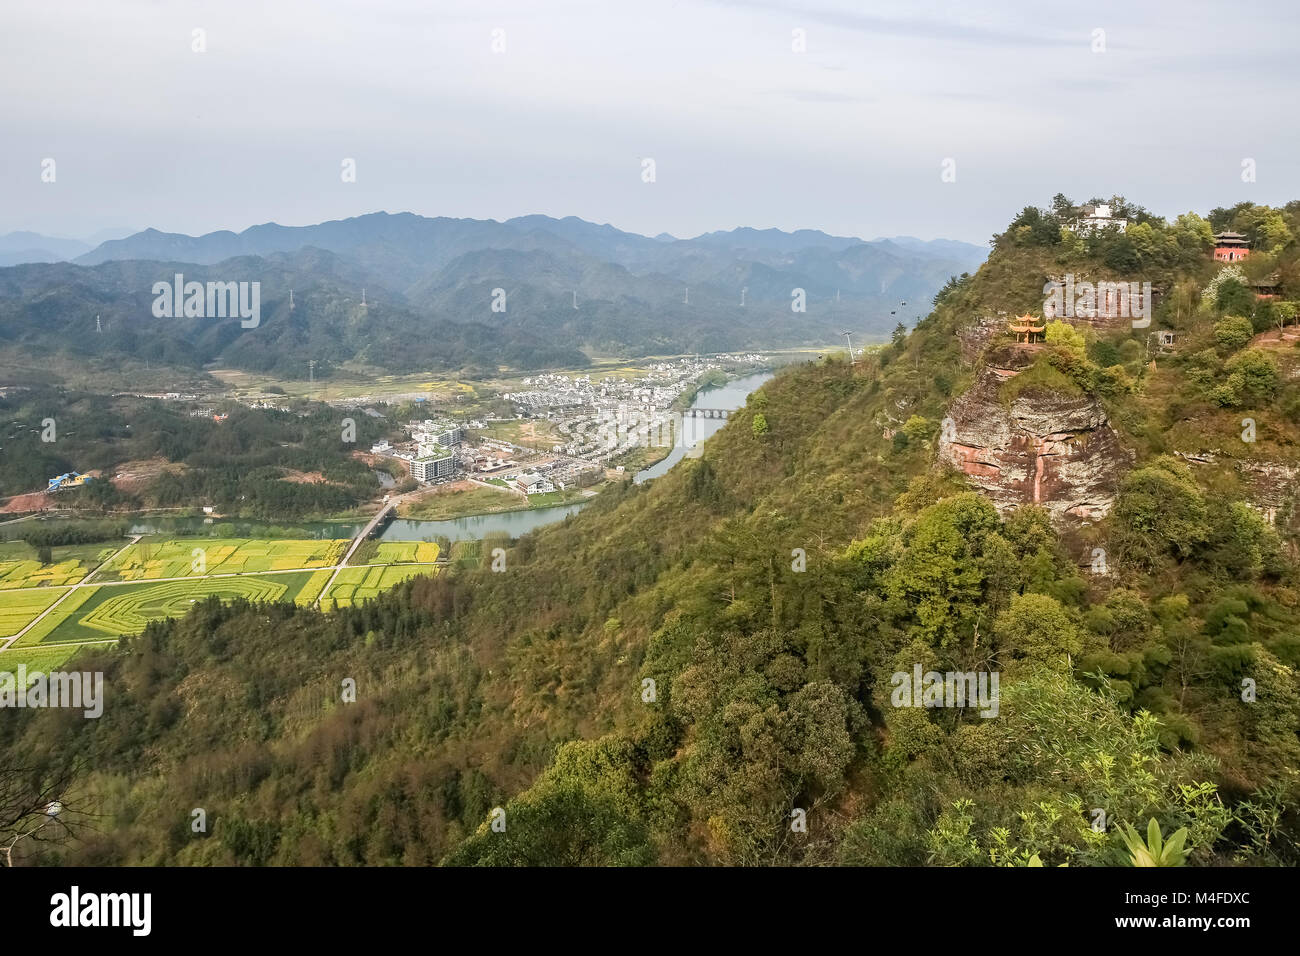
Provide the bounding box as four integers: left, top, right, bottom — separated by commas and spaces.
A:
3, 0, 1297, 244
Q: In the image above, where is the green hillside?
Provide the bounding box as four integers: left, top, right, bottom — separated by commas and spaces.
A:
4, 196, 1299, 867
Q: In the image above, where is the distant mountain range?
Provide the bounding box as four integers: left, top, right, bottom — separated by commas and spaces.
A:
0, 228, 137, 267
0, 213, 987, 379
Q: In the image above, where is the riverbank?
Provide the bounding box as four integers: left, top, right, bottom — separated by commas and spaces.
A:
0, 369, 780, 550
399, 481, 593, 521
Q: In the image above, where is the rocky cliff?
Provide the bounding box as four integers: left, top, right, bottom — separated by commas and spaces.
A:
939, 346, 1130, 520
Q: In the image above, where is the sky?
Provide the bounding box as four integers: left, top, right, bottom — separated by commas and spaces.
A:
2, 0, 1298, 245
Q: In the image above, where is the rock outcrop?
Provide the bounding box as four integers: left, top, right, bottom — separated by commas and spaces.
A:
956, 314, 1007, 365
939, 346, 1130, 520
1235, 460, 1300, 524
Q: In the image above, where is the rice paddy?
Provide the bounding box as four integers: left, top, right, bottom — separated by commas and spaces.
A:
0, 535, 437, 667
320, 564, 434, 607
0, 587, 69, 635
20, 572, 328, 645
0, 540, 118, 588
364, 540, 440, 564
98, 537, 346, 581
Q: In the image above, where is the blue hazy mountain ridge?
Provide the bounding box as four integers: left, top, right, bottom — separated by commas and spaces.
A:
75, 212, 987, 297
0, 232, 93, 267
0, 229, 138, 266
0, 212, 986, 377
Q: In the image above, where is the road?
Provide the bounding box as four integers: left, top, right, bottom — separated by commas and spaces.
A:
0, 535, 140, 652
314, 495, 411, 607
0, 498, 440, 650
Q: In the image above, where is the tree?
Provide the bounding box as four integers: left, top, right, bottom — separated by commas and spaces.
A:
1214, 349, 1279, 407
1112, 458, 1208, 568
1172, 212, 1215, 259
901, 415, 933, 445
1001, 205, 1062, 247
441, 781, 654, 866
1, 761, 91, 867
914, 671, 1229, 866
1274, 301, 1297, 332
1258, 213, 1294, 252
1217, 280, 1257, 318
1214, 315, 1255, 353
751, 413, 769, 437
995, 593, 1081, 667
885, 493, 1003, 648
1045, 320, 1086, 354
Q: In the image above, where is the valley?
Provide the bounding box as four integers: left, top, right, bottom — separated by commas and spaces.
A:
0, 352, 783, 677
6, 0, 1300, 932
4, 194, 1300, 872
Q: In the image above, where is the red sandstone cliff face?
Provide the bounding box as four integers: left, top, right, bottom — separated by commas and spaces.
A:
939, 352, 1130, 521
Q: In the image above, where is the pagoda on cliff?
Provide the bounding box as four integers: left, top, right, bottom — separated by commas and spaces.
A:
1008, 313, 1045, 345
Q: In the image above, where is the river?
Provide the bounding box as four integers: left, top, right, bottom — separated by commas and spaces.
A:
382, 369, 773, 540
633, 370, 774, 483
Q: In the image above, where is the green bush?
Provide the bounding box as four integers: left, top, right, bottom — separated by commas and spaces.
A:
1214, 315, 1255, 353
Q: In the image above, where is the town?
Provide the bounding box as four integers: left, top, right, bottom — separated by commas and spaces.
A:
364, 355, 761, 496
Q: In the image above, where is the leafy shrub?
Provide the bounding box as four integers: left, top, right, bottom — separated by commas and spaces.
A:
1214, 315, 1255, 353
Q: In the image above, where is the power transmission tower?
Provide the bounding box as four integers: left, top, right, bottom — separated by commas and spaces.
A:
841, 330, 855, 364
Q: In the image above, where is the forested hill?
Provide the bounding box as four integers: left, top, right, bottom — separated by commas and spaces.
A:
5, 195, 1300, 866
0, 213, 985, 382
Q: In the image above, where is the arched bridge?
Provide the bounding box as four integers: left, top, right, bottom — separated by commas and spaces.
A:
682, 408, 730, 419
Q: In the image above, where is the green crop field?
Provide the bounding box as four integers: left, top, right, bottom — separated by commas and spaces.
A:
10, 588, 97, 647
99, 538, 346, 581
0, 540, 120, 589
30, 572, 326, 644
367, 540, 439, 564
320, 564, 434, 607
0, 642, 83, 673
0, 587, 69, 636
0, 534, 427, 648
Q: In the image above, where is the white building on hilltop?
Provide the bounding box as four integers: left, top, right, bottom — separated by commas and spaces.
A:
1071, 203, 1128, 235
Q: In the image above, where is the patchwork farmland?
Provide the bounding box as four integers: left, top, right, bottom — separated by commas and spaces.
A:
0, 586, 68, 635
0, 540, 119, 588
0, 533, 440, 671
28, 572, 327, 645
352, 539, 440, 565
97, 537, 347, 581
320, 564, 434, 607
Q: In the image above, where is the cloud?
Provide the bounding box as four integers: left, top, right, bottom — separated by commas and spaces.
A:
760, 88, 875, 103
702, 0, 1080, 48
